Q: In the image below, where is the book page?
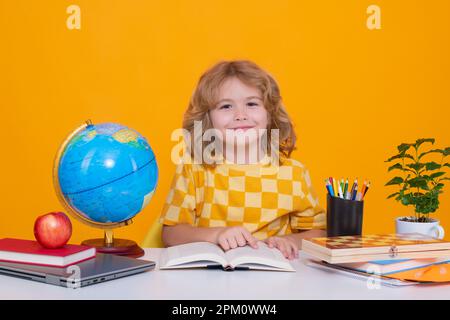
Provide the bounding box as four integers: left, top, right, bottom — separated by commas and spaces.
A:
225, 242, 295, 271
159, 242, 227, 269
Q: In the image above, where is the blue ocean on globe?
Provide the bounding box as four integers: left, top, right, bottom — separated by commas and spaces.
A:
58, 123, 158, 223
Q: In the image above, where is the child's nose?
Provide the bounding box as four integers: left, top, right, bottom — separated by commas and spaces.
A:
234, 106, 248, 121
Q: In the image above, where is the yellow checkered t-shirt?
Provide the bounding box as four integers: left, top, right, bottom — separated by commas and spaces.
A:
160, 158, 326, 240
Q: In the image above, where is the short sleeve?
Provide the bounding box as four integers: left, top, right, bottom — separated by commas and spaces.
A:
289, 167, 326, 231
159, 163, 197, 226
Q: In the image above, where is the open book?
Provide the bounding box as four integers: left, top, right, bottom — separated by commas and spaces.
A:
159, 242, 295, 272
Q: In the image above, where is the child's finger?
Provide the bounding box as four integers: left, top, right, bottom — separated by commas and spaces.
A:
290, 245, 298, 259
285, 242, 294, 259
288, 244, 296, 260
291, 242, 299, 259
219, 238, 230, 251
263, 238, 272, 247
236, 234, 246, 247
242, 231, 258, 249
242, 228, 257, 243
228, 237, 238, 249
275, 240, 289, 258
282, 243, 291, 259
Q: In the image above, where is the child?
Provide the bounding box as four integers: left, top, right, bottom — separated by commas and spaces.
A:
159, 60, 326, 260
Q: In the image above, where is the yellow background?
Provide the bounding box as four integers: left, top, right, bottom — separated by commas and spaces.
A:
1, 1, 449, 246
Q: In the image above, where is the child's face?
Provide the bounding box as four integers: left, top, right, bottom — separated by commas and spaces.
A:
209, 77, 268, 147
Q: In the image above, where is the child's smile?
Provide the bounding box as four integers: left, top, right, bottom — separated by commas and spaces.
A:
230, 126, 255, 132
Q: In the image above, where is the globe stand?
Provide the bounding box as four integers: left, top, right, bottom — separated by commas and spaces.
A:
81, 230, 145, 258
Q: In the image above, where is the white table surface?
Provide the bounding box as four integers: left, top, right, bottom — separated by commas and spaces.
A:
1, 248, 449, 300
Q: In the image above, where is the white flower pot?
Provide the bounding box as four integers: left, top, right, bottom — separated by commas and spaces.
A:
395, 217, 445, 239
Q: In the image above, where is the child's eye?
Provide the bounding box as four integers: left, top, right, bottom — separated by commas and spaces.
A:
247, 102, 259, 107
219, 104, 232, 110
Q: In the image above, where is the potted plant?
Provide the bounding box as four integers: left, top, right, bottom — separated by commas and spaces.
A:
385, 138, 449, 238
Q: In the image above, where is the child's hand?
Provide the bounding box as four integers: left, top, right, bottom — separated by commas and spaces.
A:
264, 235, 299, 260
215, 226, 259, 251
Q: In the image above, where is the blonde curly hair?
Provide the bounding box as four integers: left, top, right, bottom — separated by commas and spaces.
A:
183, 60, 296, 166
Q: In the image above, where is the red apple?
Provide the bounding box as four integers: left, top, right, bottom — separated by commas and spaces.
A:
34, 212, 72, 249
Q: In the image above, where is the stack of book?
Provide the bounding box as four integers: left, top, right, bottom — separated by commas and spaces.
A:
0, 238, 96, 268
302, 233, 450, 285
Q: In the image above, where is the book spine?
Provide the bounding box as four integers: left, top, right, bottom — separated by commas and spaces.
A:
0, 255, 95, 268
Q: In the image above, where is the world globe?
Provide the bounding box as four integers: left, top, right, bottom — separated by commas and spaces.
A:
53, 120, 158, 257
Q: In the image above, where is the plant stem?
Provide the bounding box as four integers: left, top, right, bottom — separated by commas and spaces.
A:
415, 146, 420, 221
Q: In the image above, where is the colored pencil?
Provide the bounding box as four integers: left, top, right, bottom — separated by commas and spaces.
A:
328, 185, 335, 197
343, 178, 349, 199
330, 177, 335, 195
332, 178, 338, 199
356, 192, 362, 201
361, 180, 367, 197
350, 178, 357, 194
338, 184, 344, 198
361, 181, 370, 200
364, 181, 370, 196
351, 182, 358, 200
325, 179, 334, 197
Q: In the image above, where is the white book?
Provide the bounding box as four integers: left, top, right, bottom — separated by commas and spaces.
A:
338, 257, 450, 276
159, 242, 295, 272
305, 259, 420, 287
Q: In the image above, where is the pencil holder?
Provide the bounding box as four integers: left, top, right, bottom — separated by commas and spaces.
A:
326, 193, 364, 237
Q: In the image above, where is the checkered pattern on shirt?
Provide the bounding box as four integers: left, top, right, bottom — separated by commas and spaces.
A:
159, 158, 326, 240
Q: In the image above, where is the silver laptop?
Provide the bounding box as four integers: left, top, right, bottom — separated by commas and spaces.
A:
0, 253, 155, 288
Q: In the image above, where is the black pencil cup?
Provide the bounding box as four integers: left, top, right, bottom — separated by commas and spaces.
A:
326, 194, 364, 237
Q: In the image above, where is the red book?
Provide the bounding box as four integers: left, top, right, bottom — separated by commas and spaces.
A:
0, 238, 96, 268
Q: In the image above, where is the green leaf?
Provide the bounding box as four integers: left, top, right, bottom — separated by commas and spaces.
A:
425, 161, 441, 171
388, 163, 403, 172
387, 192, 399, 199
444, 163, 450, 168
430, 172, 446, 179
415, 138, 435, 149
408, 177, 429, 190
385, 177, 404, 186
385, 153, 414, 162
406, 163, 425, 171
444, 147, 450, 156
418, 149, 445, 159
400, 194, 412, 205
397, 143, 412, 153
439, 177, 450, 181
